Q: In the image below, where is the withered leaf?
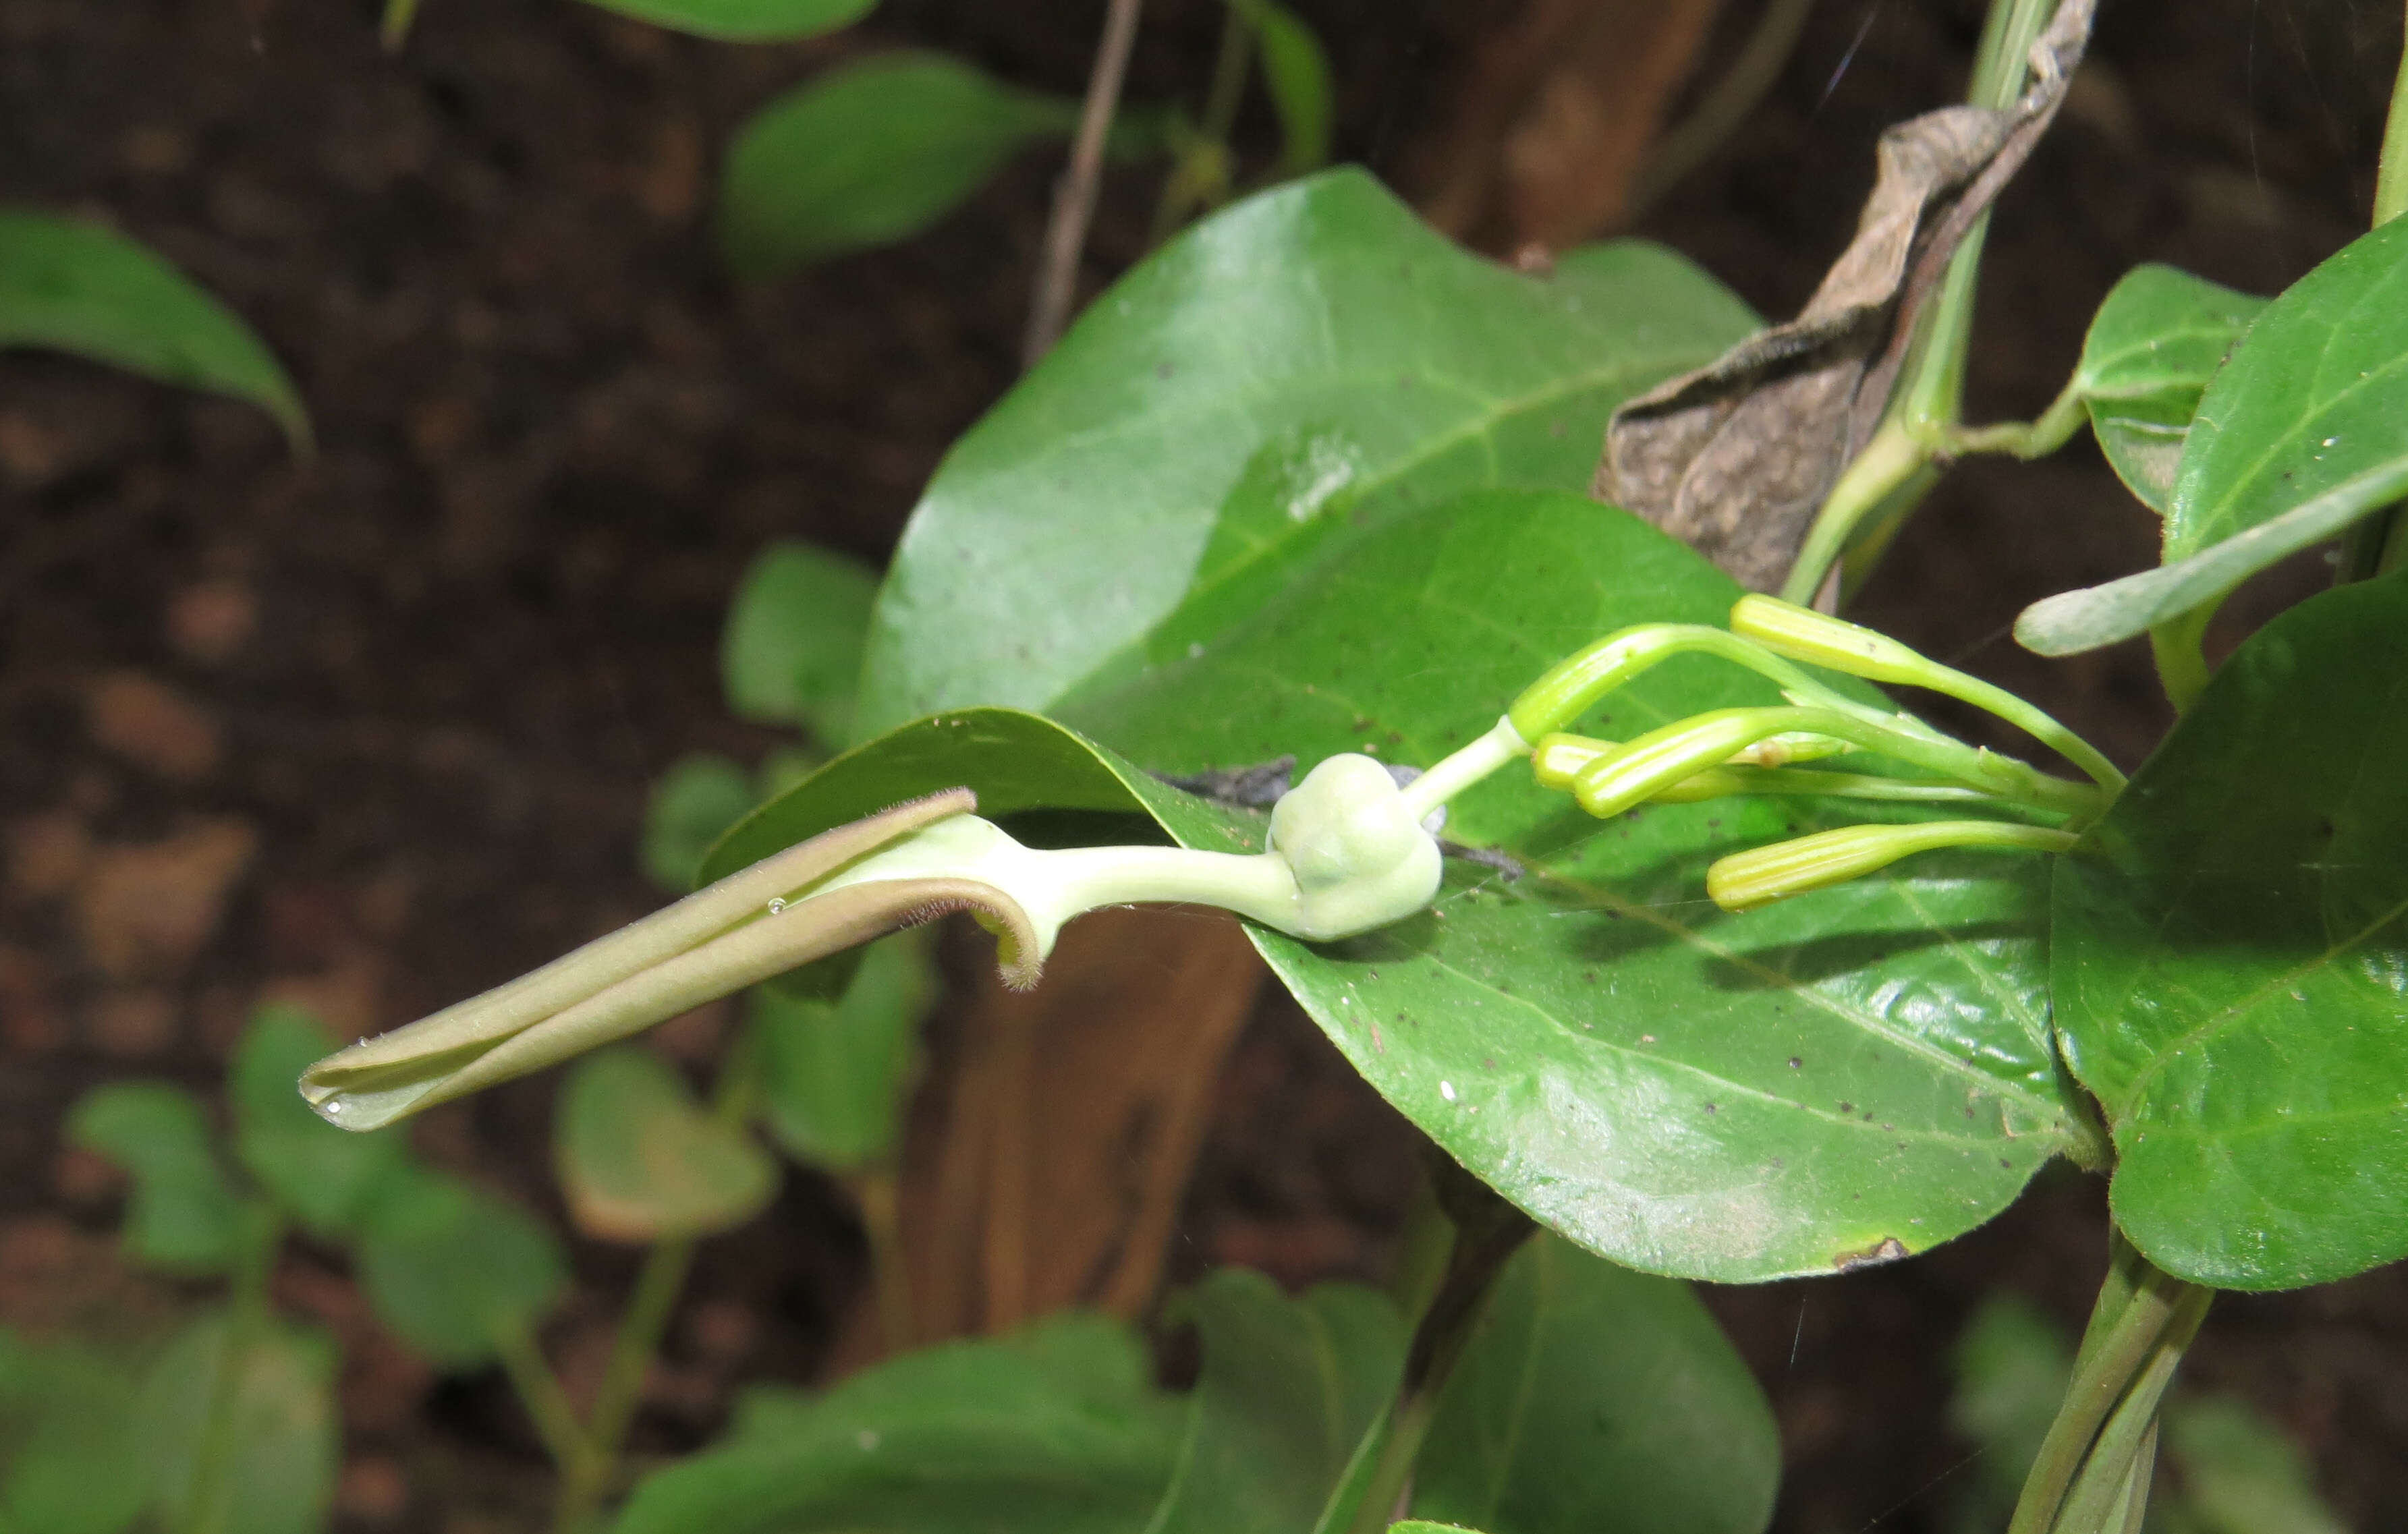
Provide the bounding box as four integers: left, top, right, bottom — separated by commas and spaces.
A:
1596, 0, 2096, 592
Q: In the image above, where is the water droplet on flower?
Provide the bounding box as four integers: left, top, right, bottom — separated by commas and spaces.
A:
767, 897, 787, 914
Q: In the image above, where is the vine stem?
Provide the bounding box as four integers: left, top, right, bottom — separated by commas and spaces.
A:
1026, 0, 1147, 364
177, 1206, 283, 1534
551, 1239, 699, 1534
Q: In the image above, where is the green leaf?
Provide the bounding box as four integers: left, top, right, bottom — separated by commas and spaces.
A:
229, 1005, 412, 1240
1409, 1234, 1778, 1534
610, 1313, 1182, 1534
1391, 1526, 1488, 1534
712, 520, 2087, 1282
132, 1313, 337, 1534
1144, 1270, 1403, 1533
555, 1047, 779, 1243
722, 541, 882, 739
856, 167, 1757, 736
645, 753, 760, 892
2072, 265, 2266, 514
2052, 569, 2408, 1288
719, 53, 1077, 277
573, 0, 873, 41
1232, 0, 1333, 175
66, 1083, 249, 1276
0, 210, 306, 449
2159, 1396, 2348, 1534
753, 930, 939, 1172
354, 1168, 568, 1368
2019, 220, 2408, 656
0, 1332, 150, 1534
1944, 1295, 2074, 1534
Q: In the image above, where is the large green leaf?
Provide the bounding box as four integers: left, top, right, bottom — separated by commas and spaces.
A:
576, 0, 874, 41
1144, 1270, 1403, 1533
855, 167, 1757, 737
717, 495, 2090, 1282
354, 1168, 568, 1368
0, 211, 306, 449
2019, 219, 2408, 656
1407, 1234, 1778, 1534
2072, 265, 2266, 515
609, 1313, 1182, 1534
132, 1313, 337, 1534
0, 1332, 150, 1534
752, 930, 939, 1173
719, 54, 1077, 278
229, 1005, 412, 1240
722, 541, 883, 740
2052, 570, 2408, 1289
66, 1083, 250, 1276
554, 1048, 779, 1243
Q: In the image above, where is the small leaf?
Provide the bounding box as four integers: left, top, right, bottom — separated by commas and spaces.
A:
229, 1004, 412, 1239
1409, 1234, 1779, 1534
2020, 219, 2408, 655
573, 0, 874, 41
0, 1331, 150, 1534
719, 53, 1077, 277
555, 1047, 779, 1243
0, 210, 307, 449
721, 541, 881, 740
132, 1313, 338, 1534
609, 1313, 1182, 1534
2160, 1396, 2349, 1534
1145, 1270, 1404, 1533
2052, 569, 2408, 1288
644, 753, 758, 892
1231, 0, 1333, 175
752, 930, 939, 1172
2072, 264, 2266, 513
67, 1083, 248, 1276
354, 1168, 567, 1369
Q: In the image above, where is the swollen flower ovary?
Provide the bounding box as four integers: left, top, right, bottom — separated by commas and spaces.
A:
1268, 753, 1443, 939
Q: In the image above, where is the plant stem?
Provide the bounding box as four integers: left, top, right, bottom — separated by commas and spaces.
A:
1026, 0, 1147, 365
495, 1321, 592, 1486
2006, 1240, 2212, 1534
178, 1205, 283, 1534
2378, 0, 2408, 227
1944, 376, 2089, 460
1149, 5, 1252, 243
550, 1239, 698, 1534
851, 1167, 916, 1354
1339, 1175, 1532, 1534
2148, 608, 2213, 715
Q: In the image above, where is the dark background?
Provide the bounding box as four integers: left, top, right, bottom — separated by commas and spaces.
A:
2, 0, 2404, 1529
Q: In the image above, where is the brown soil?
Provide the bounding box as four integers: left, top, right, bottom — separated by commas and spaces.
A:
1, 1, 2402, 1531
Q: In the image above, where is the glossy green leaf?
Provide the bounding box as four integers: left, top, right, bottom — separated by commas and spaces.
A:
230, 1005, 412, 1239
354, 1168, 568, 1368
610, 1313, 1181, 1534
723, 541, 882, 739
0, 211, 306, 449
132, 1313, 337, 1534
0, 1332, 150, 1534
1233, 0, 1333, 175
719, 54, 1077, 278
2073, 265, 2266, 514
1146, 1270, 1403, 1533
715, 515, 2085, 1282
2019, 220, 2408, 656
2052, 571, 2408, 1288
645, 754, 758, 892
574, 0, 874, 41
555, 1047, 779, 1242
753, 930, 939, 1172
1409, 1234, 1778, 1534
1943, 1295, 2074, 1534
857, 167, 1757, 735
66, 1083, 249, 1276
2160, 1396, 2348, 1534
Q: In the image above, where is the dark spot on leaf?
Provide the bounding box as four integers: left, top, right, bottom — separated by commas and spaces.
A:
1156, 362, 1175, 379
1834, 1237, 1909, 1271
1839, 1101, 1855, 1113
1704, 1102, 1718, 1114
1863, 1111, 1876, 1121
1999, 1158, 2013, 1168
1787, 1056, 1802, 1069
1584, 971, 1598, 984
